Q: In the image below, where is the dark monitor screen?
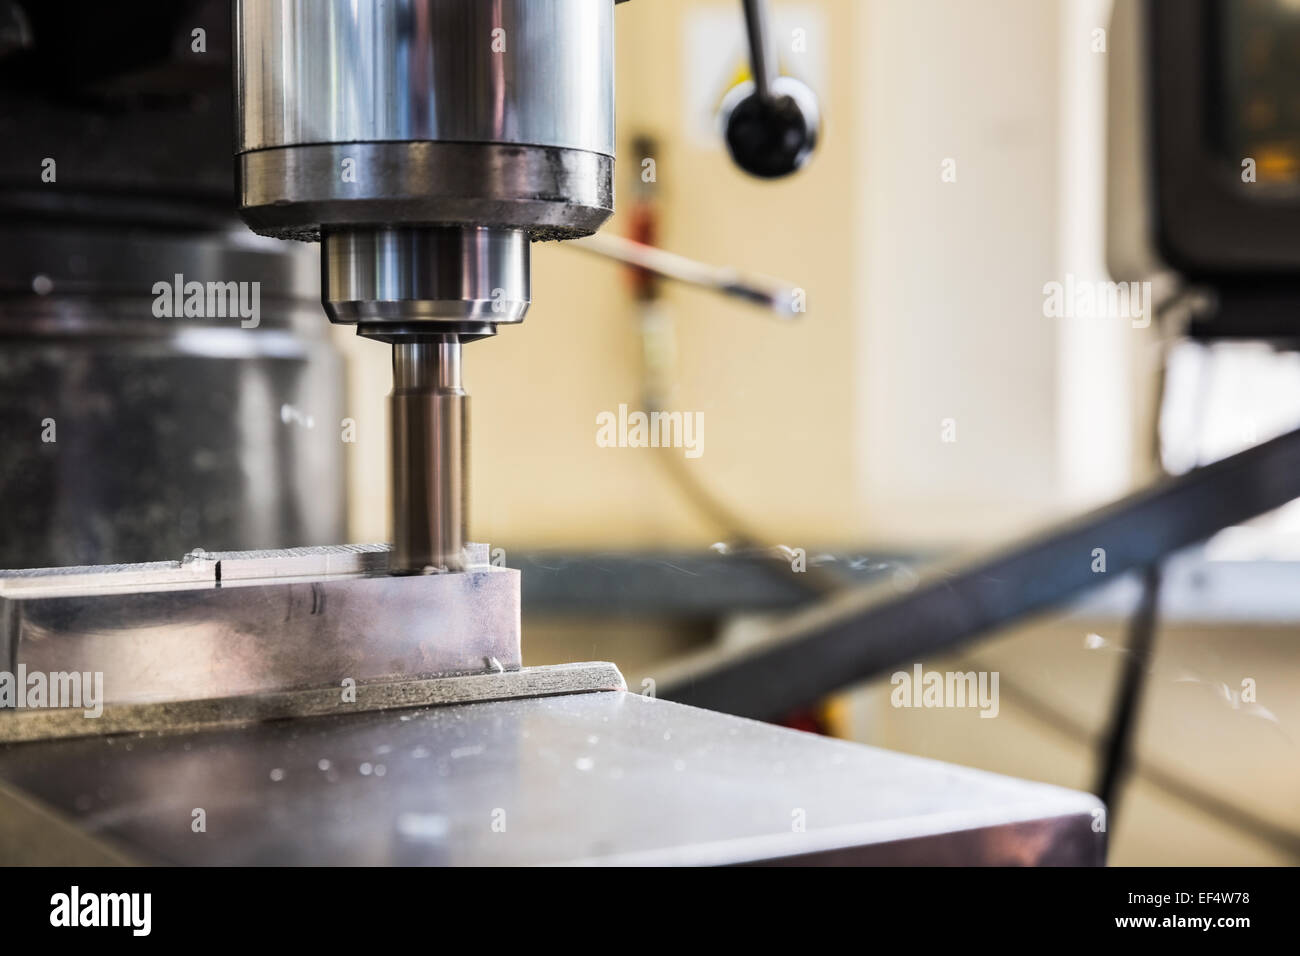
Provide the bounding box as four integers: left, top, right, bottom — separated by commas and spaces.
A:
1217, 0, 1300, 192
1150, 0, 1300, 288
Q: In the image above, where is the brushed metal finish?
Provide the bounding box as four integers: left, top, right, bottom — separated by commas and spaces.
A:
0, 224, 317, 301
0, 225, 345, 568
323, 226, 530, 328
0, 691, 1106, 866
235, 0, 616, 156
390, 340, 468, 573
0, 545, 520, 707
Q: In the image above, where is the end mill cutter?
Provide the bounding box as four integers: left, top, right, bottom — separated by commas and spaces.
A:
390, 338, 467, 573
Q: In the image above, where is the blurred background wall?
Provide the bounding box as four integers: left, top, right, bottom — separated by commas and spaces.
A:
339, 0, 1159, 550
326, 0, 1299, 866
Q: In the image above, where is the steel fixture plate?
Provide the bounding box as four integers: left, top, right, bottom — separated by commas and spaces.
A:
0, 691, 1104, 866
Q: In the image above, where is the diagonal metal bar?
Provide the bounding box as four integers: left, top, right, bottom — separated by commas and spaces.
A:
659, 425, 1300, 720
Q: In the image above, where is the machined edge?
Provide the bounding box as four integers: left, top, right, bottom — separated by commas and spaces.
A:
0, 542, 494, 598
238, 142, 615, 241
0, 662, 628, 745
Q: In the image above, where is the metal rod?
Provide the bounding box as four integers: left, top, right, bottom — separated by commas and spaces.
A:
659, 423, 1300, 720
389, 337, 467, 573
571, 233, 803, 316
741, 0, 776, 102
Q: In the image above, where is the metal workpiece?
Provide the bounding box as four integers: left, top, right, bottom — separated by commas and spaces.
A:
323, 226, 531, 332
390, 340, 469, 575
0, 691, 1104, 866
0, 544, 520, 708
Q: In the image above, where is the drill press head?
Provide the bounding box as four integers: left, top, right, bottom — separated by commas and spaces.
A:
233, 0, 619, 571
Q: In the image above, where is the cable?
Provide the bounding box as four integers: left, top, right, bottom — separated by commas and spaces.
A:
1093, 563, 1162, 816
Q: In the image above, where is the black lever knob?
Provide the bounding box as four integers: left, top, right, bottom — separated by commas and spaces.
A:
720, 75, 820, 179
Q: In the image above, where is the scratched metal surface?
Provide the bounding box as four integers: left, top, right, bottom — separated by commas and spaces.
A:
0, 546, 520, 707
0, 691, 1104, 865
